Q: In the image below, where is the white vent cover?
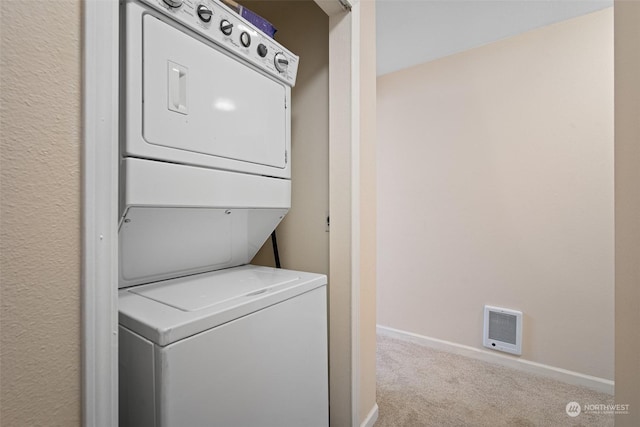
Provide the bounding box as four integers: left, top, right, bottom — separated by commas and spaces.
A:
483, 305, 522, 355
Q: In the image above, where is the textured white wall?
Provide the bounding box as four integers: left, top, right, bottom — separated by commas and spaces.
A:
377, 9, 614, 380
0, 0, 82, 425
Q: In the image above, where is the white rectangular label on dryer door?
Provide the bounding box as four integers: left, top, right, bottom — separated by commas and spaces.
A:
142, 14, 287, 169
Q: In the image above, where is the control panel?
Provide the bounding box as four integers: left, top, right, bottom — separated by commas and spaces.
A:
139, 0, 299, 86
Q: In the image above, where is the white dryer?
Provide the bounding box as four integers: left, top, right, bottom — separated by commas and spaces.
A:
117, 0, 328, 425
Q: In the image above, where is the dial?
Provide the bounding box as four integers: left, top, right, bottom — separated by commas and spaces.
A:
257, 43, 268, 58
240, 31, 251, 48
220, 19, 233, 36
274, 52, 289, 73
197, 5, 213, 22
163, 0, 183, 7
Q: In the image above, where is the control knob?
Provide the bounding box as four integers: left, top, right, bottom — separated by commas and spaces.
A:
220, 19, 233, 36
274, 52, 289, 73
257, 43, 268, 58
197, 5, 213, 22
163, 0, 183, 7
240, 31, 251, 47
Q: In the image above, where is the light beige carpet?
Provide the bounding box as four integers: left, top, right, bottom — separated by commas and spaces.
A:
376, 333, 614, 427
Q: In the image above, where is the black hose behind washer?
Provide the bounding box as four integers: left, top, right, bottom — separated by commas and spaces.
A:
271, 230, 281, 268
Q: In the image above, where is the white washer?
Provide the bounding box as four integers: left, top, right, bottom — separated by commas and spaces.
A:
118, 0, 328, 425
119, 265, 328, 426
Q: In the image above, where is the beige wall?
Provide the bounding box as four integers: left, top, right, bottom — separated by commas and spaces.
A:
377, 9, 614, 380
250, 0, 329, 276
0, 0, 82, 425
358, 0, 377, 423
614, 0, 640, 424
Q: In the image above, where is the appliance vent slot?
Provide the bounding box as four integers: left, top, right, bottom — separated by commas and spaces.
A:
483, 305, 522, 356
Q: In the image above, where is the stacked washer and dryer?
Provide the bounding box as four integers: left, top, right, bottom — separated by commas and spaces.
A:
117, 0, 329, 425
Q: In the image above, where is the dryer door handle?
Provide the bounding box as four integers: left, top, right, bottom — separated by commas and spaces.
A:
168, 61, 188, 115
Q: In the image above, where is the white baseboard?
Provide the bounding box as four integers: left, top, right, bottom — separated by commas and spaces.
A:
377, 325, 614, 395
360, 403, 378, 427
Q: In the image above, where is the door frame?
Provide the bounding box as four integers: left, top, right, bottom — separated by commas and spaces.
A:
82, 0, 120, 425
82, 0, 362, 425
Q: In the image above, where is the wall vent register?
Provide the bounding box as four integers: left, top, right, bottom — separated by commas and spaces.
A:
483, 305, 523, 356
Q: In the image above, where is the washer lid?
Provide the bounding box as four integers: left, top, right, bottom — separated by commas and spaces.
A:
118, 265, 327, 347
130, 267, 300, 312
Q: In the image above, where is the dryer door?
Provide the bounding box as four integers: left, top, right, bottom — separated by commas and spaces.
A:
132, 14, 288, 173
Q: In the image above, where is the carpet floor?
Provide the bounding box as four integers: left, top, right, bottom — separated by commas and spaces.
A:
376, 333, 614, 427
